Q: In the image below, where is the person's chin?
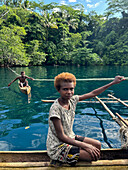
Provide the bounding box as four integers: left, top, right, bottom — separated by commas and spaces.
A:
66, 96, 72, 99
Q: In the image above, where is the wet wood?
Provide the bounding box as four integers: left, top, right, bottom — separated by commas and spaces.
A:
115, 112, 128, 127
0, 159, 128, 168
108, 94, 128, 108
19, 85, 31, 95
0, 149, 127, 168
95, 96, 116, 119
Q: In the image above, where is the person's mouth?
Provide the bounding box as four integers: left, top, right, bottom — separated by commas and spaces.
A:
66, 95, 72, 98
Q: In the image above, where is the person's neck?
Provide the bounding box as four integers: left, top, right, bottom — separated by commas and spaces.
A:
59, 97, 69, 104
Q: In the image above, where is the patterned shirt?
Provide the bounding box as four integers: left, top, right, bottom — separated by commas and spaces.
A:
46, 95, 79, 161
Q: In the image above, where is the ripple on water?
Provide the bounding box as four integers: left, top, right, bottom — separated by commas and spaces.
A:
0, 110, 10, 114
74, 114, 121, 148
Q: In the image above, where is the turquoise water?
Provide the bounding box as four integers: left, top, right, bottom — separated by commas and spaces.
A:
0, 65, 128, 151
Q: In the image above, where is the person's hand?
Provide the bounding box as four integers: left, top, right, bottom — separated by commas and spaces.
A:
82, 143, 100, 161
8, 83, 11, 87
112, 76, 125, 84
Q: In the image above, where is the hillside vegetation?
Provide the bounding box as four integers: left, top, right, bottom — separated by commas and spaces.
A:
0, 0, 128, 66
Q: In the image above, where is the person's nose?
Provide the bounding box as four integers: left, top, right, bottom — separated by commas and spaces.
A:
67, 89, 71, 94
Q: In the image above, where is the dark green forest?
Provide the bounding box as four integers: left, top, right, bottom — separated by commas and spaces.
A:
0, 0, 128, 66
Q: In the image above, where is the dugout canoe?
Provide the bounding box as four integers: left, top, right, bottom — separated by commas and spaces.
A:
19, 85, 31, 95
0, 149, 127, 168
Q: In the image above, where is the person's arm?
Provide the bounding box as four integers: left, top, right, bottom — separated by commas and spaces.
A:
51, 117, 100, 160
79, 76, 125, 101
8, 77, 19, 86
25, 76, 34, 80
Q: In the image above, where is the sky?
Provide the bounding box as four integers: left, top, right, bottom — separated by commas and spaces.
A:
43, 0, 108, 15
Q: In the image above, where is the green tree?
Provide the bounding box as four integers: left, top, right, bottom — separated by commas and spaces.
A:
69, 47, 102, 65
26, 40, 46, 65
0, 25, 29, 66
41, 11, 58, 42
106, 0, 128, 14
104, 30, 117, 45
94, 41, 105, 56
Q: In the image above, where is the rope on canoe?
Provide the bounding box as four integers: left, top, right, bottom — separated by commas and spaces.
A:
95, 96, 128, 149
120, 126, 128, 149
8, 67, 20, 76
8, 67, 128, 81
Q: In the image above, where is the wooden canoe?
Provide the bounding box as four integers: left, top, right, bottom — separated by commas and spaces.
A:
0, 149, 127, 168
19, 85, 31, 95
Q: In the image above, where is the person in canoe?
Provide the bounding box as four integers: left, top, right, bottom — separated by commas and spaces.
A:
8, 71, 34, 87
46, 72, 125, 166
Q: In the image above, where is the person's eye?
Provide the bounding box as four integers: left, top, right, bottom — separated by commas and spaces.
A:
70, 88, 74, 91
63, 88, 67, 91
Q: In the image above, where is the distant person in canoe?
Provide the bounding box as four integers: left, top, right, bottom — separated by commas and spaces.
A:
46, 72, 125, 166
8, 71, 34, 87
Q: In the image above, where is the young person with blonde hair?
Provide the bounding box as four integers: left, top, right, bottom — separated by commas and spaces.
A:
47, 72, 125, 166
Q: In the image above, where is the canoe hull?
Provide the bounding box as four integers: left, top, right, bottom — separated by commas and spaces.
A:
19, 86, 31, 95
0, 149, 127, 168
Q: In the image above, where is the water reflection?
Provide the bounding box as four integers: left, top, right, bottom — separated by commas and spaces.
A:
0, 66, 128, 150
91, 106, 112, 148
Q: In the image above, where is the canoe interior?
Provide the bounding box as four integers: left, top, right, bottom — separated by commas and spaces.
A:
19, 86, 31, 95
0, 149, 127, 162
0, 149, 127, 168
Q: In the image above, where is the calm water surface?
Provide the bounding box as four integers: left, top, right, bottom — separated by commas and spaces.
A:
0, 65, 128, 151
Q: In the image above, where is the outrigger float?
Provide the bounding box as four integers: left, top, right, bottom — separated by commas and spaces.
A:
42, 95, 128, 104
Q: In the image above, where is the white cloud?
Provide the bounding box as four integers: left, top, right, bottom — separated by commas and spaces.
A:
95, 2, 100, 7
60, 0, 67, 5
86, 0, 91, 2
52, 8, 61, 13
87, 2, 100, 8
69, 0, 77, 2
87, 4, 93, 8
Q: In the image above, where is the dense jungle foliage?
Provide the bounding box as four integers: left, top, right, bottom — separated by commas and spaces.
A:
0, 0, 128, 66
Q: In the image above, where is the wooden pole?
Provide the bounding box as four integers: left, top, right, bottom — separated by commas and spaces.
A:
95, 96, 116, 119
115, 113, 128, 127
108, 94, 128, 108
41, 100, 128, 104
95, 96, 128, 127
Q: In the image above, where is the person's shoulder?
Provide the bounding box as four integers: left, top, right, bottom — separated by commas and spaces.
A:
70, 95, 79, 105
16, 76, 21, 79
49, 99, 61, 117
50, 99, 59, 110
71, 95, 79, 101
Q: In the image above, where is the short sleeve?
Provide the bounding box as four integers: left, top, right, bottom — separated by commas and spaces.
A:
49, 103, 61, 120
70, 95, 79, 105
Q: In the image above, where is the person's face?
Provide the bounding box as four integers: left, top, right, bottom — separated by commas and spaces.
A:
21, 72, 25, 77
58, 81, 74, 100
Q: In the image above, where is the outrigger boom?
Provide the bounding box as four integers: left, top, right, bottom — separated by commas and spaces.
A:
42, 99, 128, 104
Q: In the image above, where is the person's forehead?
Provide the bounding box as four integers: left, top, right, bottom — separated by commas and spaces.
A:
60, 81, 74, 88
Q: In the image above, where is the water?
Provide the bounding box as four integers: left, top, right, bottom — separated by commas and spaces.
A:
0, 65, 128, 151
